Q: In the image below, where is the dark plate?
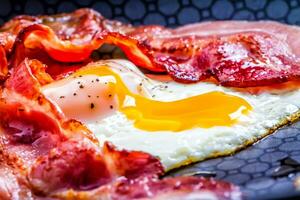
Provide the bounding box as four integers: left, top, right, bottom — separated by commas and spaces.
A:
169, 121, 300, 200
2, 0, 300, 199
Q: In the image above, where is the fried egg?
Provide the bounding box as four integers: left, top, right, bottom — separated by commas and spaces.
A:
42, 59, 300, 171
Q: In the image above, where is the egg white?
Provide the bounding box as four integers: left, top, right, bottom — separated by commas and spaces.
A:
42, 59, 300, 171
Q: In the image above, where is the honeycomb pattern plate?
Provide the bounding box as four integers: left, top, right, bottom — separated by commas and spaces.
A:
170, 121, 300, 200
1, 0, 300, 199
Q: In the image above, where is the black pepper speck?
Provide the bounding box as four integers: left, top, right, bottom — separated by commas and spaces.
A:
90, 103, 95, 109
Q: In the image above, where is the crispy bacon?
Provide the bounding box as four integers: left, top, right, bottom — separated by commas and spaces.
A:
194, 32, 300, 87
27, 140, 162, 194
0, 32, 15, 80
103, 142, 164, 179
28, 139, 111, 194
0, 46, 7, 80
108, 176, 241, 200
0, 14, 35, 80
28, 140, 241, 200
10, 23, 162, 72
5, 58, 53, 98
0, 57, 97, 198
2, 9, 300, 87
50, 172, 241, 200
0, 56, 97, 167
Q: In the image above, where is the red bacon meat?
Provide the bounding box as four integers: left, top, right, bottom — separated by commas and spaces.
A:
1, 9, 300, 87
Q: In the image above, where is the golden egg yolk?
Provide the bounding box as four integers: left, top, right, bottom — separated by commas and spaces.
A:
74, 65, 252, 132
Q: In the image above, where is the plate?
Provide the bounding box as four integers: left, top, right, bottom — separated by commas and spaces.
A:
170, 121, 300, 199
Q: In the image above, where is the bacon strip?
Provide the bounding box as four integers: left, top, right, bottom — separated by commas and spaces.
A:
0, 32, 15, 80
28, 140, 241, 200
10, 23, 162, 72
3, 9, 300, 87
0, 46, 7, 80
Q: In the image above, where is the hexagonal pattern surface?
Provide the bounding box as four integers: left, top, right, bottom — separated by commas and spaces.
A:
171, 122, 300, 199
1, 1, 300, 199
0, 0, 297, 26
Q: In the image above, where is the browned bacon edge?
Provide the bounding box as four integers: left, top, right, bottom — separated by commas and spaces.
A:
1, 8, 300, 87
0, 56, 242, 199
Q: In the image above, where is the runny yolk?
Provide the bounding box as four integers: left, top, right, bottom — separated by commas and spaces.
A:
74, 65, 252, 132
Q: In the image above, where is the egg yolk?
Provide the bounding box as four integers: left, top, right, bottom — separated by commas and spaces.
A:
74, 65, 252, 132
